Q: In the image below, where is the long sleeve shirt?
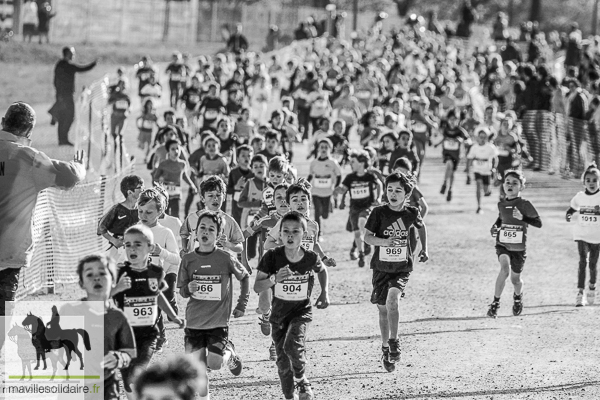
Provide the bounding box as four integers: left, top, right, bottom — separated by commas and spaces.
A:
54, 59, 97, 97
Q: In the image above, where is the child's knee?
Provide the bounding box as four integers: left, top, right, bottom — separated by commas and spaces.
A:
510, 272, 522, 285
386, 288, 402, 308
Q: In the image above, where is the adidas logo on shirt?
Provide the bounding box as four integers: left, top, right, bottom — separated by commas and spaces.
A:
383, 220, 408, 238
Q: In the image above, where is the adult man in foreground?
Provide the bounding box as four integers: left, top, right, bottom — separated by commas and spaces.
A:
49, 46, 97, 146
0, 102, 86, 318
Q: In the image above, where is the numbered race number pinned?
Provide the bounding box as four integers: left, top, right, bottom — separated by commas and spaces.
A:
115, 100, 129, 110
191, 274, 222, 301
443, 140, 460, 151
499, 225, 524, 244
380, 240, 408, 262
124, 296, 158, 327
314, 177, 332, 189
142, 120, 154, 130
301, 237, 315, 252
579, 208, 600, 226
350, 185, 370, 199
275, 274, 309, 301
166, 183, 182, 198
204, 110, 219, 120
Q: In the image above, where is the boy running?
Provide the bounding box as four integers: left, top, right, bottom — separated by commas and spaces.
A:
364, 172, 428, 373
437, 109, 470, 202
466, 127, 498, 213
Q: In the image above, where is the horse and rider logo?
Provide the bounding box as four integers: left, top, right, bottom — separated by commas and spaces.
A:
6, 305, 92, 380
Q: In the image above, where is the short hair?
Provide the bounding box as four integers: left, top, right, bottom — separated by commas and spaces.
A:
269, 156, 288, 173
251, 134, 265, 144
265, 130, 281, 142
251, 154, 268, 166
134, 355, 206, 400
202, 134, 220, 149
120, 175, 143, 198
503, 169, 526, 185
237, 144, 253, 157
286, 178, 312, 203
582, 162, 600, 183
2, 102, 36, 137
446, 108, 460, 120
398, 129, 413, 142
165, 139, 179, 151
200, 175, 226, 196
393, 157, 412, 171
76, 254, 117, 285
385, 171, 416, 196
384, 114, 398, 125
153, 183, 170, 205
380, 132, 398, 144
62, 46, 74, 57
195, 210, 224, 235
279, 211, 308, 232
137, 188, 166, 214
349, 149, 371, 168
124, 224, 154, 245
274, 182, 290, 195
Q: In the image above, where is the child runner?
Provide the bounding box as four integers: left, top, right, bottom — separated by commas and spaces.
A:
178, 211, 249, 400
259, 130, 283, 161
227, 145, 254, 227
466, 127, 498, 213
238, 154, 269, 261
251, 134, 266, 155
487, 170, 542, 318
364, 172, 428, 372
137, 99, 159, 162
388, 130, 420, 178
254, 212, 330, 400
234, 108, 255, 145
437, 108, 470, 202
308, 138, 342, 239
198, 134, 230, 185
566, 163, 600, 306
112, 225, 185, 399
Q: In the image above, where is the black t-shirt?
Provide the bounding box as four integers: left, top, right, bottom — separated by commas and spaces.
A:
257, 246, 323, 325
200, 97, 224, 123
365, 205, 423, 273
181, 87, 202, 110
114, 262, 167, 338
342, 171, 379, 211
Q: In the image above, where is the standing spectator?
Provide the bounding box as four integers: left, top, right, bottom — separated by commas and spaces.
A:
455, 0, 476, 38
48, 46, 97, 146
21, 0, 38, 42
492, 12, 509, 41
0, 102, 85, 342
37, 1, 55, 44
565, 23, 583, 73
500, 38, 522, 64
227, 24, 249, 54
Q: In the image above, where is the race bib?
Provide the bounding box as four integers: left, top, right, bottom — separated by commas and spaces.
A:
350, 186, 369, 199
356, 90, 372, 99
579, 208, 600, 226
314, 177, 332, 189
340, 108, 354, 118
204, 109, 219, 120
382, 165, 390, 176
191, 274, 222, 301
443, 140, 460, 151
274, 273, 309, 301
497, 148, 510, 156
115, 100, 129, 110
189, 94, 200, 103
499, 225, 524, 244
142, 120, 153, 130
140, 73, 149, 81
234, 191, 241, 202
263, 186, 274, 206
412, 122, 427, 133
380, 242, 408, 262
124, 296, 158, 327
166, 184, 182, 198
473, 159, 490, 170
171, 73, 182, 81
301, 237, 315, 251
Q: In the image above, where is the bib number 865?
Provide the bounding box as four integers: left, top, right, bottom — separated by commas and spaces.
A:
502, 231, 518, 239
282, 284, 302, 293
133, 307, 153, 317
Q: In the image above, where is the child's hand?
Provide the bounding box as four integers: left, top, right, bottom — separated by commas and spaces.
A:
232, 308, 245, 318
151, 243, 163, 256
275, 266, 293, 283
566, 212, 572, 222
111, 238, 124, 249
116, 273, 131, 291
188, 281, 200, 293
315, 292, 330, 309
180, 249, 187, 258
512, 207, 523, 221
102, 352, 118, 370
217, 234, 228, 248
339, 202, 346, 210
385, 237, 403, 247
418, 249, 429, 262
174, 317, 185, 329
322, 257, 336, 267
490, 226, 499, 237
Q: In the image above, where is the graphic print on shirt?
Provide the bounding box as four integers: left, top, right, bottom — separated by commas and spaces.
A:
380, 219, 409, 263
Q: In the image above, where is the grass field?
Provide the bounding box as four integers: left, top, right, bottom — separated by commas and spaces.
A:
6, 60, 600, 399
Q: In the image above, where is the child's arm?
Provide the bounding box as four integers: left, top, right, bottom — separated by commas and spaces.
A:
253, 270, 274, 294
566, 207, 577, 222
230, 259, 250, 317
237, 182, 261, 208
490, 215, 502, 237
374, 179, 383, 203
157, 292, 184, 327
418, 197, 429, 219
315, 266, 330, 309
153, 231, 181, 265
513, 204, 542, 228
110, 271, 131, 297
416, 224, 429, 262
180, 216, 192, 255
181, 164, 196, 192
177, 261, 197, 298
97, 205, 120, 245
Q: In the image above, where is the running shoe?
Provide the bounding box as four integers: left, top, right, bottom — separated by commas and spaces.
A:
513, 293, 523, 316
296, 380, 314, 400
358, 252, 365, 268
484, 189, 492, 197
269, 341, 277, 361
576, 291, 585, 307
487, 301, 500, 318
446, 189, 452, 202
466, 176, 471, 185
226, 341, 243, 376
587, 288, 596, 305
388, 338, 401, 363
364, 243, 372, 256
259, 311, 271, 336
476, 207, 483, 214
155, 337, 168, 354
440, 183, 447, 194
381, 346, 395, 372
350, 242, 358, 260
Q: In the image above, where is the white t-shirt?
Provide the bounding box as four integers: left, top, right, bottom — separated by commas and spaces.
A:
159, 215, 183, 274
570, 190, 600, 244
467, 143, 498, 175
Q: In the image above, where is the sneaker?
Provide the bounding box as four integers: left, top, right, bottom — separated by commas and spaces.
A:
440, 183, 447, 195
155, 337, 168, 354
484, 189, 492, 197
487, 301, 500, 318
296, 380, 314, 400
446, 189, 452, 202
587, 289, 596, 305
476, 207, 483, 214
466, 176, 472, 185
364, 243, 372, 256
259, 313, 271, 336
388, 338, 400, 363
576, 291, 585, 307
381, 346, 395, 373
513, 293, 523, 316
269, 341, 277, 361
358, 252, 365, 268
350, 242, 358, 260
226, 341, 243, 376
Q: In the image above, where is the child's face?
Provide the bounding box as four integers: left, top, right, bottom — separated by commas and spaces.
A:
241, 110, 250, 121
320, 120, 330, 131
124, 232, 152, 267
350, 157, 363, 172
138, 202, 160, 226
268, 170, 285, 185
165, 114, 175, 124
274, 188, 289, 215
79, 261, 113, 300
258, 127, 268, 136
238, 150, 251, 168
272, 116, 281, 126
165, 131, 177, 142
205, 140, 218, 155
202, 190, 224, 211
218, 121, 230, 135
398, 134, 410, 149
288, 191, 310, 216
447, 116, 458, 129
128, 182, 145, 201
477, 132, 488, 145
386, 181, 407, 208
266, 138, 279, 152
138, 384, 183, 400
252, 139, 265, 152
382, 136, 396, 151
318, 142, 331, 158
281, 220, 305, 250
386, 119, 397, 129
503, 175, 523, 198
168, 143, 180, 160
333, 122, 343, 135
196, 217, 219, 248
584, 172, 600, 192
252, 161, 267, 179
